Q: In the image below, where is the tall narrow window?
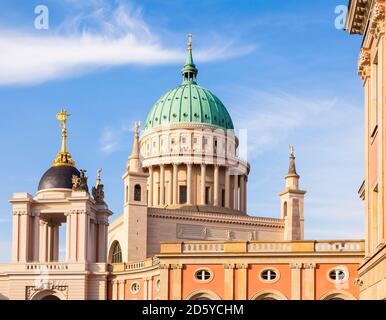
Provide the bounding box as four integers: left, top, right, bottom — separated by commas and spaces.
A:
371, 54, 379, 136
134, 184, 141, 201
283, 201, 287, 218
205, 186, 210, 205
372, 185, 379, 251
221, 189, 225, 207
111, 242, 122, 264
179, 186, 187, 204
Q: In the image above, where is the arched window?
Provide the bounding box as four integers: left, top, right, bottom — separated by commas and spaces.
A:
283, 202, 287, 218
134, 184, 141, 201
111, 242, 122, 264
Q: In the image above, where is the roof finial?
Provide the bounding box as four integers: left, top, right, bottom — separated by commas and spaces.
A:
53, 109, 75, 167
187, 33, 193, 51
287, 144, 298, 176
182, 33, 198, 83
129, 121, 141, 159
96, 168, 102, 188
289, 144, 294, 157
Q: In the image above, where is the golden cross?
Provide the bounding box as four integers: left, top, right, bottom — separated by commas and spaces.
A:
56, 109, 71, 128
187, 33, 193, 51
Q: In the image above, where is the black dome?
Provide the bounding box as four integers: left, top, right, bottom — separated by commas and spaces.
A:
38, 166, 80, 191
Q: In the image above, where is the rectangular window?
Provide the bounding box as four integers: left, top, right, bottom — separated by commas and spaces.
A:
179, 186, 187, 204
372, 185, 379, 252
371, 54, 379, 137
205, 186, 210, 205
221, 189, 225, 207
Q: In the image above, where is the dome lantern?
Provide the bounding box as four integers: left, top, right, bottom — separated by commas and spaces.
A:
181, 34, 198, 84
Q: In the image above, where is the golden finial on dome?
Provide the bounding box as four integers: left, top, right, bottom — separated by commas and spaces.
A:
187, 33, 193, 51
52, 109, 75, 167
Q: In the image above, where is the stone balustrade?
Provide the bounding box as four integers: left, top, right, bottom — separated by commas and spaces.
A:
159, 240, 365, 255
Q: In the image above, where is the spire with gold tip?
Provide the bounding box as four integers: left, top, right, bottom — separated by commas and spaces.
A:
181, 33, 198, 84
52, 109, 75, 167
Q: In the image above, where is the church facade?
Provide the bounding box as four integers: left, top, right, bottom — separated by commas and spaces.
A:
0, 4, 384, 298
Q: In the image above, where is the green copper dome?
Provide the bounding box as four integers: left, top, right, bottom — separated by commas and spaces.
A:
144, 36, 234, 131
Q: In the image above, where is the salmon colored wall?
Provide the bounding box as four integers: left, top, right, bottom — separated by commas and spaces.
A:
181, 264, 224, 300
247, 264, 291, 300
315, 264, 359, 300
124, 278, 144, 300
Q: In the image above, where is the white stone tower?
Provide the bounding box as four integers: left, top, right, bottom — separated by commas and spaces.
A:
122, 122, 149, 261
279, 145, 306, 240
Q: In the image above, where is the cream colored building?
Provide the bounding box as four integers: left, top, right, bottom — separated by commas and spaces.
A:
108, 39, 305, 263
0, 36, 368, 300
0, 110, 112, 300
346, 0, 386, 300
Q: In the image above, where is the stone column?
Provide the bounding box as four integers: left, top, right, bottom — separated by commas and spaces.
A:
224, 264, 235, 299
46, 223, 53, 261
160, 165, 165, 206
69, 211, 78, 262
143, 278, 148, 300
98, 221, 108, 262
171, 264, 183, 300
33, 212, 40, 262
173, 164, 178, 205
236, 264, 248, 300
214, 165, 220, 206
168, 167, 173, 205
187, 163, 193, 205
200, 164, 206, 205
19, 212, 30, 262
244, 176, 248, 213
303, 263, 316, 300
78, 211, 89, 262
65, 212, 71, 262
225, 168, 230, 208
148, 166, 154, 207
112, 281, 118, 300
52, 224, 60, 261
119, 280, 125, 300
39, 220, 48, 262
148, 277, 153, 300
290, 263, 302, 300
233, 174, 239, 210
159, 264, 170, 300
11, 212, 19, 262
240, 175, 246, 213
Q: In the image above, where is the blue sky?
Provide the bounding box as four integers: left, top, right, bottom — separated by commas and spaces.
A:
0, 0, 364, 262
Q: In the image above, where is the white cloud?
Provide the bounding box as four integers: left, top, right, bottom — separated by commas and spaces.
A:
228, 88, 364, 240
99, 128, 120, 155
231, 90, 339, 158
0, 1, 255, 86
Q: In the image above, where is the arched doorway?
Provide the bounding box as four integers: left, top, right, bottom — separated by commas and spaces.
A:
186, 290, 221, 300
319, 290, 356, 300
30, 290, 65, 300
41, 295, 60, 300
251, 290, 288, 300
